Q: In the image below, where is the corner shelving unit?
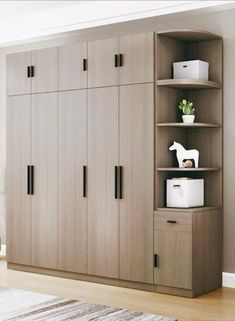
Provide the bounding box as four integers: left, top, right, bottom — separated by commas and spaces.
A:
155, 29, 223, 210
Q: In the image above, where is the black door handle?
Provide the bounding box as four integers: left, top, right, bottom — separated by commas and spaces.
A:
82, 58, 87, 71
118, 166, 123, 199
154, 254, 158, 267
115, 166, 118, 199
27, 66, 31, 78
30, 166, 34, 195
114, 54, 119, 67
30, 66, 35, 77
83, 166, 87, 197
119, 54, 123, 67
27, 165, 30, 194
167, 220, 177, 224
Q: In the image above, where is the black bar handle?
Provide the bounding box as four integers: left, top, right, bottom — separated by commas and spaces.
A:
119, 54, 123, 67
83, 166, 87, 198
115, 166, 118, 199
83, 58, 87, 71
27, 166, 31, 194
118, 166, 123, 199
30, 166, 34, 195
27, 66, 31, 78
30, 66, 34, 77
154, 254, 158, 268
114, 54, 119, 67
167, 220, 177, 224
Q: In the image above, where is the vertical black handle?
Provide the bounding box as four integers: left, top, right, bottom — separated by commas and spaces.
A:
118, 166, 123, 199
114, 54, 119, 67
115, 166, 118, 199
119, 54, 123, 67
30, 166, 34, 195
83, 58, 87, 71
154, 254, 158, 268
30, 66, 34, 77
27, 66, 31, 78
83, 166, 87, 197
27, 165, 31, 194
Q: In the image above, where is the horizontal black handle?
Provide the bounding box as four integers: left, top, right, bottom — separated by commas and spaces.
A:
167, 220, 177, 224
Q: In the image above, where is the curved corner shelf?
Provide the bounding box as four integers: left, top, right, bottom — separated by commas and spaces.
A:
157, 122, 221, 128
157, 167, 221, 172
157, 29, 222, 42
157, 79, 221, 89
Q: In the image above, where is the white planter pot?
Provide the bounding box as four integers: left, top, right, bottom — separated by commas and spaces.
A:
182, 115, 195, 124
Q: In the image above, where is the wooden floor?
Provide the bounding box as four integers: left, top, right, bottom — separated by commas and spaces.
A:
0, 259, 234, 321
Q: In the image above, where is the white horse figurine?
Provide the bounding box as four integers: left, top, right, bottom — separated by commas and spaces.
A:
169, 141, 199, 168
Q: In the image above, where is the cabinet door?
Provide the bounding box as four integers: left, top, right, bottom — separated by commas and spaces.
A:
6, 52, 31, 96
58, 43, 87, 90
6, 95, 31, 265
58, 90, 87, 273
88, 87, 119, 278
31, 48, 57, 93
154, 212, 192, 289
119, 84, 154, 284
88, 38, 119, 87
31, 93, 58, 269
119, 33, 154, 85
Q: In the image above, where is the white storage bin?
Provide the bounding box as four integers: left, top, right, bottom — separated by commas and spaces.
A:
167, 178, 204, 208
173, 60, 209, 80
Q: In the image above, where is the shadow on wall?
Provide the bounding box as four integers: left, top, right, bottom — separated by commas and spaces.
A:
0, 155, 6, 245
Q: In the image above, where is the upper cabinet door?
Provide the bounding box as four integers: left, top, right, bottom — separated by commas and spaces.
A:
88, 38, 119, 88
6, 52, 31, 96
58, 43, 87, 91
119, 33, 154, 85
31, 92, 58, 269
6, 95, 31, 265
31, 48, 58, 93
119, 83, 154, 284
58, 90, 88, 274
88, 87, 119, 278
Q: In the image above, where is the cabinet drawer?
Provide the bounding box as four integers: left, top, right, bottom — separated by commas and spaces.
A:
154, 211, 192, 233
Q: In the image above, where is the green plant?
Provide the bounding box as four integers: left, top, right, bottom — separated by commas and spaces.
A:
178, 99, 195, 115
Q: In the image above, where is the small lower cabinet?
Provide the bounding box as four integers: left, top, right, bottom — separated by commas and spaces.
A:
154, 208, 222, 297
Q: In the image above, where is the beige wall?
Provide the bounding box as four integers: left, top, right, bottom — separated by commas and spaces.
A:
1, 7, 235, 272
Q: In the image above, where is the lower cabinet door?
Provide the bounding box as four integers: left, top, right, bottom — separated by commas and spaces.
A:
58, 90, 88, 273
87, 87, 119, 278
6, 95, 31, 265
119, 84, 154, 284
31, 92, 58, 269
154, 212, 192, 289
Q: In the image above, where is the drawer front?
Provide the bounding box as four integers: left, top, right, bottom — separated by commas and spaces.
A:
154, 211, 192, 233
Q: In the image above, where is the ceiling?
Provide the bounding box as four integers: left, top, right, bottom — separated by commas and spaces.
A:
0, 1, 234, 46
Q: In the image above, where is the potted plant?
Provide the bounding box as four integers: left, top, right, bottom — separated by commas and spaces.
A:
178, 99, 195, 123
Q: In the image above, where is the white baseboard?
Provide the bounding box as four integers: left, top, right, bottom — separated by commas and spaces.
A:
0, 244, 6, 256
223, 272, 235, 288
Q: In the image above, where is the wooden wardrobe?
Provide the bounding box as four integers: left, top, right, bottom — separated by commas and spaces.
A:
6, 30, 223, 297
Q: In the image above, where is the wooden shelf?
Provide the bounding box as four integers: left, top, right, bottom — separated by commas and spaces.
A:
157, 167, 221, 172
157, 29, 221, 42
157, 79, 221, 89
155, 206, 221, 213
157, 122, 221, 128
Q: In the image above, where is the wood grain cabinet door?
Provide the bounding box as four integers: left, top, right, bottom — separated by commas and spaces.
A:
6, 95, 31, 265
6, 52, 31, 96
87, 87, 119, 278
119, 83, 154, 284
58, 90, 87, 273
31, 92, 58, 269
154, 212, 192, 289
119, 32, 154, 85
88, 38, 119, 88
58, 43, 87, 90
31, 48, 58, 93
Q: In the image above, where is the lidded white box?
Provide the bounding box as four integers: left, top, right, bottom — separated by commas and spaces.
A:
167, 178, 204, 208
173, 60, 209, 80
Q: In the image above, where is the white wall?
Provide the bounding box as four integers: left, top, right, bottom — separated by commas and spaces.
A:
1, 7, 235, 272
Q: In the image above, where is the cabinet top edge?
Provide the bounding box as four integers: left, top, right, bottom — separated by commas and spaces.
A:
156, 29, 222, 42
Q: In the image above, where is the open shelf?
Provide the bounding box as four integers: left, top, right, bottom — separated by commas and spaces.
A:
157, 79, 221, 89
156, 206, 221, 213
157, 122, 221, 128
157, 29, 221, 42
157, 167, 221, 172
